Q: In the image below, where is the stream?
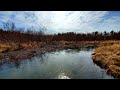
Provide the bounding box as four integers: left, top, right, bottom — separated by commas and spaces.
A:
0, 47, 114, 79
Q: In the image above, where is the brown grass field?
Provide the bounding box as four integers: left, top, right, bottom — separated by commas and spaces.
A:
92, 40, 120, 77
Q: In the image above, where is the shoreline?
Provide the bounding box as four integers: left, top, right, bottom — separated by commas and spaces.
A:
0, 41, 98, 65
1, 40, 120, 78
92, 43, 120, 78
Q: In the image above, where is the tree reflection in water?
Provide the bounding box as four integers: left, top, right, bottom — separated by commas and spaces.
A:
14, 61, 21, 69
65, 46, 95, 54
0, 47, 114, 79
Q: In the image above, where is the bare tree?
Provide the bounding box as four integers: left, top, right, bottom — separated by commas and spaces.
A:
2, 22, 16, 31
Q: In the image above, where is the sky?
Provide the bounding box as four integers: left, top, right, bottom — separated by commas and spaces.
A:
0, 11, 120, 34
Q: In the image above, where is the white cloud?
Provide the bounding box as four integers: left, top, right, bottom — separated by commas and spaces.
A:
0, 11, 120, 33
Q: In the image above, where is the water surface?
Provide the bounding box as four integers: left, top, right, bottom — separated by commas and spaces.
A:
0, 47, 114, 79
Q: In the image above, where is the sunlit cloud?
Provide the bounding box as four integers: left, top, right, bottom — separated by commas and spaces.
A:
0, 11, 120, 34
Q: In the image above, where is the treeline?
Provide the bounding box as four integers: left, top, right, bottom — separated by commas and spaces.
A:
52, 31, 120, 41
0, 28, 120, 43
0, 22, 45, 43
1, 22, 120, 42
0, 28, 46, 43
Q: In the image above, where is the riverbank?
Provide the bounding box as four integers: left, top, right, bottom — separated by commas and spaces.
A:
1, 40, 120, 78
0, 41, 99, 64
92, 42, 120, 78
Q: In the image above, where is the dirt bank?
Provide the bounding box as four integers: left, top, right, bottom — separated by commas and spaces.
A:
0, 41, 98, 65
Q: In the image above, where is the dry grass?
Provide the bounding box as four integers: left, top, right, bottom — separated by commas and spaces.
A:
0, 43, 11, 53
0, 41, 46, 53
92, 41, 120, 77
0, 41, 48, 64
0, 42, 22, 53
20, 41, 46, 49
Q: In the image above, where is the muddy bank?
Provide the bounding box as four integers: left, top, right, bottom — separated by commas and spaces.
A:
92, 44, 120, 78
0, 41, 98, 65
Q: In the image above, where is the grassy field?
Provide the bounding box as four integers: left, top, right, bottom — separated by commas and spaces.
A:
92, 41, 120, 77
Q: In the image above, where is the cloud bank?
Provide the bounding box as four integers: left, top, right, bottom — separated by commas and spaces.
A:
0, 11, 120, 34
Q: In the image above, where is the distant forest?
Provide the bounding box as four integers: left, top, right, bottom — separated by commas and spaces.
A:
0, 22, 120, 43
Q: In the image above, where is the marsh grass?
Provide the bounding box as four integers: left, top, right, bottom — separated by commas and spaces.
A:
92, 41, 120, 77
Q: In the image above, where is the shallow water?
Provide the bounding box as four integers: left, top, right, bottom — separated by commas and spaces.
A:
0, 47, 114, 79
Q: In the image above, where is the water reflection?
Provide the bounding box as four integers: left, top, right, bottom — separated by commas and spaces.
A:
0, 47, 114, 79
79, 46, 95, 51
58, 73, 70, 79
14, 61, 21, 69
34, 54, 47, 64
65, 46, 95, 54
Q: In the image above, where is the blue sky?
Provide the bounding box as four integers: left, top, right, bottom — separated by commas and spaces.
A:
0, 11, 120, 34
